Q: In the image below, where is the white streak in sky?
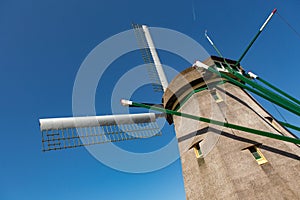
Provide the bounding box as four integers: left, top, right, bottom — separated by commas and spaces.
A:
192, 0, 196, 21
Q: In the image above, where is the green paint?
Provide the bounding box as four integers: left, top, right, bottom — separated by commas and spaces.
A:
214, 57, 300, 115
174, 81, 226, 111
236, 30, 262, 66
248, 146, 263, 161
227, 68, 300, 113
203, 42, 300, 116
203, 66, 300, 117
278, 121, 300, 132
257, 77, 300, 106
131, 102, 300, 144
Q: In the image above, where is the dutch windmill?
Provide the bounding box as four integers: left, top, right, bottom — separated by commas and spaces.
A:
39, 9, 300, 199
39, 24, 169, 151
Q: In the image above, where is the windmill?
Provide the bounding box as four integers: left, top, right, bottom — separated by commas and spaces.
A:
39, 8, 300, 199
39, 24, 168, 151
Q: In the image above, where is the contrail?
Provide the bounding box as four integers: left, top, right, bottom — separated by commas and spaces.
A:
192, 0, 196, 21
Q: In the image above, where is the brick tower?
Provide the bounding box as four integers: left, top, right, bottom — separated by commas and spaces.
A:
163, 56, 300, 200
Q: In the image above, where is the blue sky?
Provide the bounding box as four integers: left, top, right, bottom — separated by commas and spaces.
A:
1, 0, 300, 199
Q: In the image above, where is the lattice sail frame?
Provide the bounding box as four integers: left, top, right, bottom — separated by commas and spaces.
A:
39, 113, 162, 151
132, 24, 164, 92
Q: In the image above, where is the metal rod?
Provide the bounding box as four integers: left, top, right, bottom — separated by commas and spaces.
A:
236, 8, 277, 65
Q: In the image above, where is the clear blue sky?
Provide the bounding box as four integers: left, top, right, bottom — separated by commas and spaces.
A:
1, 0, 300, 199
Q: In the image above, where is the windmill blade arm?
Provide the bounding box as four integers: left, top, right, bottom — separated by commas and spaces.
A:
142, 25, 168, 91
39, 113, 156, 131
132, 24, 168, 92
38, 113, 162, 152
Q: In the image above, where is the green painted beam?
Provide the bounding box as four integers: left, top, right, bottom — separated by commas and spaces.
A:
235, 8, 277, 65
278, 121, 300, 132
204, 31, 300, 115
257, 77, 300, 106
214, 57, 300, 114
130, 101, 300, 144
227, 68, 300, 113
202, 66, 300, 117
174, 81, 226, 111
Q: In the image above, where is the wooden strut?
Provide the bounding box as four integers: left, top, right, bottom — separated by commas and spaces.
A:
205, 19, 300, 117
193, 63, 300, 137
256, 76, 300, 106
235, 8, 277, 65
122, 100, 300, 144
198, 63, 300, 117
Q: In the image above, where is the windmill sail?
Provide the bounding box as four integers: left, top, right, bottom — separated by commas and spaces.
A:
132, 24, 168, 92
39, 113, 162, 151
